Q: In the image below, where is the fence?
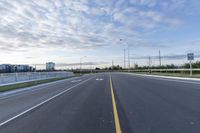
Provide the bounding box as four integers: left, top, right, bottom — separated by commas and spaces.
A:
0, 71, 74, 86
123, 68, 200, 76
126, 68, 200, 73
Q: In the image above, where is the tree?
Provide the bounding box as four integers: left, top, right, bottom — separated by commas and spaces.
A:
95, 67, 100, 70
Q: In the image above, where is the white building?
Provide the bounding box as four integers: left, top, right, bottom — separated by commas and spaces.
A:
46, 62, 55, 71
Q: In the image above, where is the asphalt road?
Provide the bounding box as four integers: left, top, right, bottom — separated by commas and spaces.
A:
0, 73, 200, 133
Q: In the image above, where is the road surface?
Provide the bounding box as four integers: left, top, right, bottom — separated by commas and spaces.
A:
0, 73, 200, 133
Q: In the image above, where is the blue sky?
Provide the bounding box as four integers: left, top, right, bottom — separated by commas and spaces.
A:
0, 0, 200, 69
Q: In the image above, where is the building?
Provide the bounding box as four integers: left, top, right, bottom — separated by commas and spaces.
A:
0, 64, 11, 73
0, 64, 34, 73
46, 62, 55, 71
15, 65, 33, 72
10, 65, 16, 72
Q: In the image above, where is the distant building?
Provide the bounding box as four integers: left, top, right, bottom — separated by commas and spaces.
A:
46, 62, 55, 71
10, 65, 16, 72
0, 64, 11, 73
0, 64, 34, 73
15, 65, 33, 72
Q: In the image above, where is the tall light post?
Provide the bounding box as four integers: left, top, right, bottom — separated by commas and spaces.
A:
34, 64, 37, 72
124, 48, 126, 69
159, 50, 161, 66
31, 64, 37, 72
120, 39, 130, 71
128, 44, 130, 71
80, 56, 86, 73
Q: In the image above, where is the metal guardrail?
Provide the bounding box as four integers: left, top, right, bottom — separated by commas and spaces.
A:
0, 71, 74, 85
127, 68, 200, 72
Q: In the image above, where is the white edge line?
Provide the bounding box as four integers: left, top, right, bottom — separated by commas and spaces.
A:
0, 76, 82, 99
0, 77, 94, 127
132, 73, 200, 81
127, 73, 200, 85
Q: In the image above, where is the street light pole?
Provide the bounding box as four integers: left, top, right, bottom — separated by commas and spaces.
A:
124, 48, 126, 69
80, 58, 82, 73
148, 56, 151, 73
159, 50, 161, 66
80, 56, 86, 74
35, 65, 37, 72
120, 39, 130, 71
128, 44, 130, 72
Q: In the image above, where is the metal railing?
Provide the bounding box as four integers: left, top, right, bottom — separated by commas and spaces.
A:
126, 68, 200, 72
0, 71, 74, 86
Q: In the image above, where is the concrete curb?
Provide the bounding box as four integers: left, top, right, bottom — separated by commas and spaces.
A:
127, 73, 200, 81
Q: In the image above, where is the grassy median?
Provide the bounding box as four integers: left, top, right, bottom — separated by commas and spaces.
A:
0, 77, 68, 92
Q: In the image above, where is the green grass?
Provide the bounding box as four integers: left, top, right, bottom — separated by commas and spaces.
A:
0, 77, 68, 92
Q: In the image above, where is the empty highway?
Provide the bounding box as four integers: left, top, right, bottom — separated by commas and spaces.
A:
0, 73, 200, 133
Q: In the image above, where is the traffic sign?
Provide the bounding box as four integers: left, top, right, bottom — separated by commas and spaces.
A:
187, 53, 194, 61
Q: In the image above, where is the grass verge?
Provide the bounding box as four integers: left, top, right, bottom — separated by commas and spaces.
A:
0, 77, 69, 92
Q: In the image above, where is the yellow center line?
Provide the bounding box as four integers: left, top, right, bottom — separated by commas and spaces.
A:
109, 74, 122, 133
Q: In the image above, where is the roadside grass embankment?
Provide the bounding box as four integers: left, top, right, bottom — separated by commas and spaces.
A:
0, 77, 70, 92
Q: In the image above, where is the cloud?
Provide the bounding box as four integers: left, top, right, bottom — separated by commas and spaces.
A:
132, 54, 200, 60
0, 0, 198, 53
34, 61, 109, 66
113, 7, 182, 30
129, 0, 157, 7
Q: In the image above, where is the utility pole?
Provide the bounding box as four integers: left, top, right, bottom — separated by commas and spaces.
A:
120, 38, 129, 70
80, 56, 86, 74
35, 65, 37, 72
148, 56, 151, 73
124, 48, 126, 69
90, 65, 92, 73
112, 60, 114, 70
128, 45, 130, 72
80, 58, 82, 73
159, 50, 161, 66
112, 60, 114, 68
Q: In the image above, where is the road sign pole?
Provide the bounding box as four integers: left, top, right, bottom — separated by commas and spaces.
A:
187, 53, 194, 77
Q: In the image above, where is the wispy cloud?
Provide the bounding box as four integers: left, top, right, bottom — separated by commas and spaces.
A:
0, 0, 199, 54
33, 61, 109, 66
